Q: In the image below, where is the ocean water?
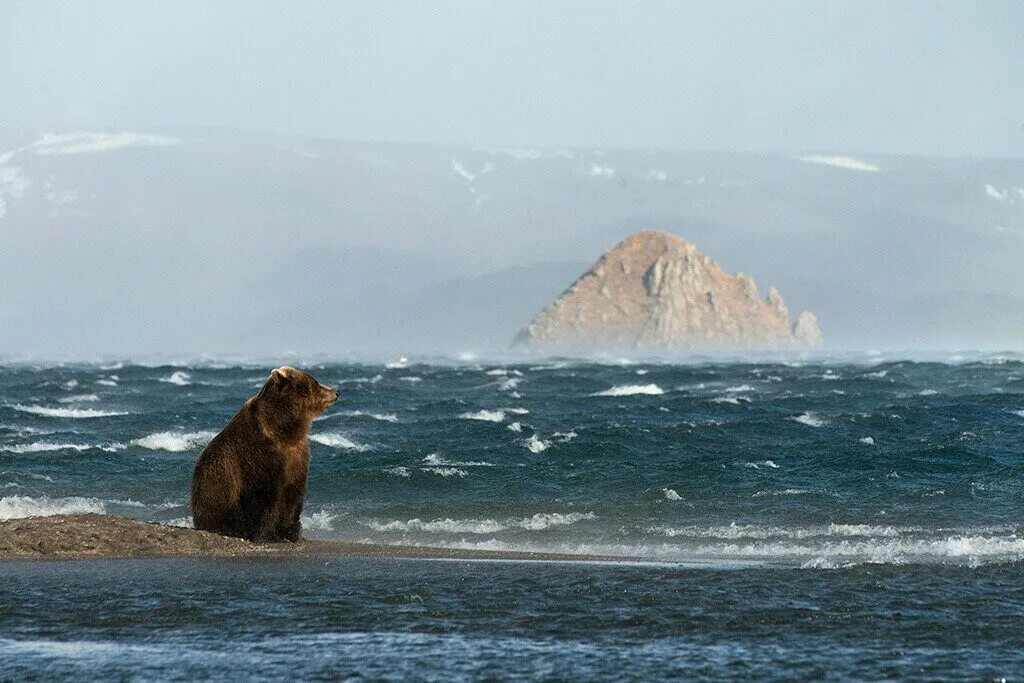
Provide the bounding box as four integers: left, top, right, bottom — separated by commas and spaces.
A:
0, 355, 1022, 679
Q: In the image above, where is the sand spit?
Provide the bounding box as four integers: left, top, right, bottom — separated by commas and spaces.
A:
0, 514, 616, 563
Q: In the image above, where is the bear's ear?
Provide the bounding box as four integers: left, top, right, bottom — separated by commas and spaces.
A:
270, 367, 292, 386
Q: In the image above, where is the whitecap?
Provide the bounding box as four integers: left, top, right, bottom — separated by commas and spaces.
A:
159, 371, 191, 386
591, 384, 663, 397
742, 460, 779, 470
752, 489, 817, 497
524, 434, 550, 454
859, 436, 875, 445
0, 495, 106, 519
384, 466, 411, 478
422, 453, 493, 467
552, 431, 577, 442
507, 421, 523, 433
132, 430, 216, 452
459, 409, 505, 422
301, 509, 337, 531
361, 511, 595, 534
919, 389, 938, 396
790, 412, 826, 428
506, 407, 530, 415
663, 488, 682, 501
710, 396, 746, 405
422, 467, 468, 477
398, 376, 422, 383
497, 377, 521, 391
96, 379, 118, 387
338, 410, 399, 423
0, 441, 125, 454
310, 432, 371, 451
56, 394, 99, 404
9, 404, 128, 418
725, 385, 755, 392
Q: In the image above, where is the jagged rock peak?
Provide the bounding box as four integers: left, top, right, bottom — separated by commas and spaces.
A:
514, 229, 822, 351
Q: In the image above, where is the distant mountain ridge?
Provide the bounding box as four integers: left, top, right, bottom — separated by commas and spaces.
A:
515, 231, 822, 351
0, 127, 1022, 355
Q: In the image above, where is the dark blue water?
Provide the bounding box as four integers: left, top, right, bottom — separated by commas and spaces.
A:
1, 355, 1022, 678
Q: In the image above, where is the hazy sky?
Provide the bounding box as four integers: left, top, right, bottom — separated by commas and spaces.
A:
2, 0, 1022, 157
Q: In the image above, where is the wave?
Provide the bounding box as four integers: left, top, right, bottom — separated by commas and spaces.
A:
338, 410, 398, 423
663, 488, 682, 501
0, 495, 106, 519
56, 393, 99, 403
742, 460, 779, 470
790, 412, 826, 427
650, 523, 916, 541
591, 384, 664, 397
459, 409, 505, 422
159, 371, 191, 386
132, 431, 216, 452
310, 432, 371, 451
361, 511, 596, 534
0, 441, 125, 454
710, 396, 746, 405
497, 377, 521, 391
8, 404, 128, 418
423, 467, 468, 477
418, 528, 1024, 569
524, 434, 549, 454
422, 453, 493, 467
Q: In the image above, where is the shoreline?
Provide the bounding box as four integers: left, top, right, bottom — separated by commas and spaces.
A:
0, 514, 625, 563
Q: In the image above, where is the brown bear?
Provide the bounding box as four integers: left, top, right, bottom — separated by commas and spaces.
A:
191, 366, 338, 542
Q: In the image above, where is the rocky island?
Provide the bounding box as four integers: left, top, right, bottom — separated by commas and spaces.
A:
514, 230, 822, 351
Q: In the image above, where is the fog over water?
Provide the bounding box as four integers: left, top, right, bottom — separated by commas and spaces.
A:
1, 2, 1022, 358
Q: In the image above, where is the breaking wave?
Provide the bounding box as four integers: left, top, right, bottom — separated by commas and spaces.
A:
132, 431, 216, 452
458, 409, 505, 422
361, 511, 596, 534
310, 432, 371, 451
0, 441, 125, 454
159, 371, 191, 386
0, 495, 107, 519
591, 384, 664, 397
8, 404, 128, 418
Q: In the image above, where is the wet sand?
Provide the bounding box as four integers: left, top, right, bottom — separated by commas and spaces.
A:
0, 514, 619, 562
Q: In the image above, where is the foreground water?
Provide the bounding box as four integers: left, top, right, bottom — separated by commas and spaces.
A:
0, 355, 1022, 678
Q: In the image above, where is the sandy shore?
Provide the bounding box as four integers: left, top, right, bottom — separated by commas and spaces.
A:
0, 514, 619, 563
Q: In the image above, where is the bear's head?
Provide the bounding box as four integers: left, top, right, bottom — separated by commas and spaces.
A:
257, 366, 339, 431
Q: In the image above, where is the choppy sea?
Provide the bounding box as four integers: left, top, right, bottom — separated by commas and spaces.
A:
0, 354, 1022, 679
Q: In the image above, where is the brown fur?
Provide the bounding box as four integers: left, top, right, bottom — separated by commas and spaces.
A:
191, 366, 338, 542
